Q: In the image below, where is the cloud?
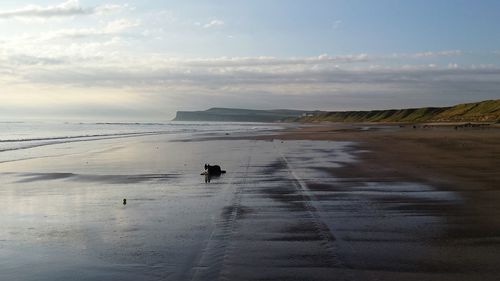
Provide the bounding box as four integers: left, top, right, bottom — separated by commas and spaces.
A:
0, 36, 125, 68
388, 50, 464, 60
4, 19, 139, 43
1, 48, 498, 118
182, 54, 368, 67
94, 4, 130, 16
1, 46, 496, 94
15, 53, 500, 91
203, 19, 224, 28
0, 0, 125, 19
413, 50, 463, 58
102, 19, 140, 33
6, 54, 66, 66
332, 20, 342, 30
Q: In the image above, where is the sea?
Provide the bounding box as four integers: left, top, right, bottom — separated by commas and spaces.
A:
0, 120, 285, 162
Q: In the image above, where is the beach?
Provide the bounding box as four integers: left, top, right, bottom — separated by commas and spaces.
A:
1, 122, 499, 280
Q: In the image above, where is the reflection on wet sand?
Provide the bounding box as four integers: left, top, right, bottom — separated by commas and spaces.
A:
0, 136, 498, 280
15, 172, 179, 184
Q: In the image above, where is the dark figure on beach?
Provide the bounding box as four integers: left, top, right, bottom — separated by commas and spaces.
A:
202, 164, 226, 183
123, 198, 127, 205
204, 164, 226, 175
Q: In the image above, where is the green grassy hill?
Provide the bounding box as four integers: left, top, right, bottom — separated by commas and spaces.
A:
173, 100, 500, 123
298, 100, 500, 123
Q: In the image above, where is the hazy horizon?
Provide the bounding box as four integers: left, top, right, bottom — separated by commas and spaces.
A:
1, 0, 500, 121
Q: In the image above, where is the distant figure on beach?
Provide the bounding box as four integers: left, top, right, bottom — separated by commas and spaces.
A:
201, 164, 226, 183
123, 198, 127, 205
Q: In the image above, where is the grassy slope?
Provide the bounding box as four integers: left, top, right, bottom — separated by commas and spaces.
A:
299, 100, 500, 123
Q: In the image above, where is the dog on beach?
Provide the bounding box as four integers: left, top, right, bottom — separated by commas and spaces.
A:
201, 164, 226, 183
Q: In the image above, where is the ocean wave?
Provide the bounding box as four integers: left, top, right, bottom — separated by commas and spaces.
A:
0, 131, 174, 153
0, 131, 171, 143
0, 121, 284, 155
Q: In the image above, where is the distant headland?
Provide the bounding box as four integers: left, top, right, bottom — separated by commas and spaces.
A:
173, 99, 500, 123
173, 108, 321, 122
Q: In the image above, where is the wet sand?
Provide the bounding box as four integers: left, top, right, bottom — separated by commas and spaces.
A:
1, 126, 499, 280
255, 123, 500, 279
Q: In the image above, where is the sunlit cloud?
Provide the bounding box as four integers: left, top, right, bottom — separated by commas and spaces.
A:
8, 52, 498, 92
181, 54, 368, 67
413, 50, 463, 58
202, 19, 224, 28
0, 0, 126, 19
1, 51, 498, 119
389, 50, 464, 59
36, 19, 140, 40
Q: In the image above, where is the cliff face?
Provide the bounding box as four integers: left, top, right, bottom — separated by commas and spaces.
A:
297, 100, 500, 123
173, 108, 319, 122
173, 100, 500, 123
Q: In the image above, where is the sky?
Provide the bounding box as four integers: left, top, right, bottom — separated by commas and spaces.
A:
0, 0, 499, 121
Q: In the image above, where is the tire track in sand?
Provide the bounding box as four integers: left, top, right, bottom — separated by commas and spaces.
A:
189, 141, 255, 281
273, 140, 360, 276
